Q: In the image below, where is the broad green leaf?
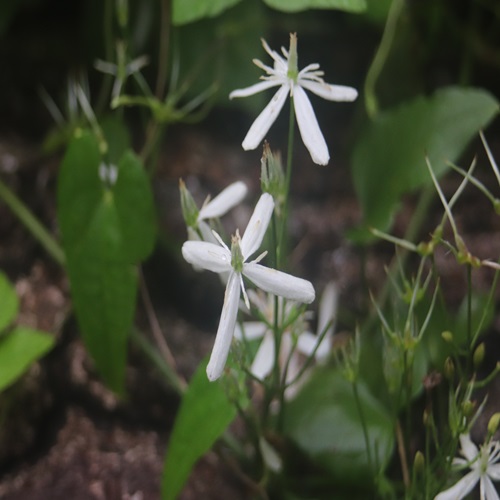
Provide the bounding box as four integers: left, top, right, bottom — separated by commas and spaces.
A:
284, 367, 394, 482
162, 358, 237, 500
0, 326, 54, 391
352, 87, 499, 240
0, 271, 18, 332
100, 115, 131, 165
263, 0, 366, 12
173, 0, 242, 25
58, 130, 156, 393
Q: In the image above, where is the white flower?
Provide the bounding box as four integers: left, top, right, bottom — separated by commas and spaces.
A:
180, 180, 247, 243
236, 282, 338, 398
182, 193, 315, 381
435, 434, 500, 500
229, 33, 358, 166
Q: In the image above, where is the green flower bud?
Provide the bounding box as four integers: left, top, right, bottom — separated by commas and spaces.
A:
473, 343, 485, 369
488, 413, 500, 436
179, 178, 199, 228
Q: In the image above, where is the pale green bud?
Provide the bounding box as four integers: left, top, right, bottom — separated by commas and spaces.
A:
473, 343, 485, 369
179, 179, 199, 228
488, 413, 500, 436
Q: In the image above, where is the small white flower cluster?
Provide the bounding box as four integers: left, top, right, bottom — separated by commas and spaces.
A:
181, 183, 316, 381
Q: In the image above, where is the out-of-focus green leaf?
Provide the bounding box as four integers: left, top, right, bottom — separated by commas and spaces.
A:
162, 357, 237, 500
284, 367, 394, 482
100, 115, 131, 165
364, 0, 392, 23
0, 326, 54, 391
173, 0, 242, 25
0, 271, 19, 332
352, 87, 499, 241
175, 1, 267, 114
264, 0, 366, 13
58, 130, 155, 393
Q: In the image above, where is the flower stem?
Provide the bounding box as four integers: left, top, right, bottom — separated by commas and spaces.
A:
364, 0, 405, 119
0, 178, 65, 265
279, 102, 296, 270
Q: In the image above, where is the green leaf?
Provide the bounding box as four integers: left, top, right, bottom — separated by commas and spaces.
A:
162, 358, 237, 500
0, 326, 54, 391
100, 115, 131, 165
263, 0, 366, 13
173, 0, 242, 25
284, 367, 394, 482
58, 130, 156, 393
0, 271, 19, 332
352, 87, 499, 240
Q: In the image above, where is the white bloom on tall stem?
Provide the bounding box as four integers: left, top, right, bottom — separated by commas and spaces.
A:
230, 33, 358, 166
435, 434, 500, 500
182, 193, 315, 381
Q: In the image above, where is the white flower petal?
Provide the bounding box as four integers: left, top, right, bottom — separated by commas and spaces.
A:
299, 79, 358, 102
434, 470, 480, 500
482, 476, 500, 500
460, 434, 480, 462
317, 281, 339, 338
241, 84, 289, 151
240, 193, 274, 259
229, 79, 282, 99
293, 85, 329, 165
251, 332, 275, 379
197, 221, 219, 244
182, 240, 231, 273
243, 263, 315, 304
206, 271, 241, 381
487, 464, 500, 481
296, 331, 320, 356
234, 321, 268, 341
199, 181, 247, 220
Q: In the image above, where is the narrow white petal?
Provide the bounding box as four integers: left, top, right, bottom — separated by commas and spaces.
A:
251, 331, 275, 379
198, 220, 218, 244
487, 464, 500, 481
299, 79, 358, 102
317, 281, 339, 337
293, 85, 329, 166
230, 79, 282, 99
206, 271, 241, 381
240, 193, 274, 259
460, 434, 480, 462
199, 181, 248, 220
296, 331, 320, 356
434, 470, 480, 500
241, 84, 289, 151
182, 240, 231, 273
234, 321, 268, 341
243, 263, 315, 304
482, 476, 500, 500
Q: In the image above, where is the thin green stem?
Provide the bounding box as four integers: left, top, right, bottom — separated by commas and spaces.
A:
130, 327, 185, 394
0, 178, 65, 265
96, 0, 115, 113
279, 102, 295, 270
364, 0, 405, 119
155, 0, 171, 99
352, 380, 375, 481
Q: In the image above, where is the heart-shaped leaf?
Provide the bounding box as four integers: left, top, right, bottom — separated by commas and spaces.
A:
58, 130, 156, 393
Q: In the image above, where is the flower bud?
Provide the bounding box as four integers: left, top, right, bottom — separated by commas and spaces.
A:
260, 143, 284, 210
473, 343, 485, 369
444, 357, 455, 380
488, 413, 500, 436
413, 451, 425, 476
179, 178, 199, 228
441, 331, 453, 343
